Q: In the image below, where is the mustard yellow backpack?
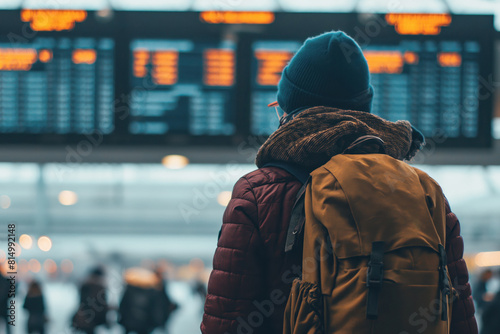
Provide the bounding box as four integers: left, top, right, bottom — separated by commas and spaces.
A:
282, 136, 455, 334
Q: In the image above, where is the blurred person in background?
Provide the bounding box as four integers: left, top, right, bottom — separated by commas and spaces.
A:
189, 258, 207, 311
193, 279, 207, 308
72, 266, 109, 334
481, 268, 500, 334
474, 269, 494, 313
0, 272, 10, 334
152, 266, 178, 333
201, 31, 477, 334
23, 280, 46, 334
119, 267, 160, 334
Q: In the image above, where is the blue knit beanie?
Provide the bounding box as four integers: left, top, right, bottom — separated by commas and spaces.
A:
276, 31, 374, 115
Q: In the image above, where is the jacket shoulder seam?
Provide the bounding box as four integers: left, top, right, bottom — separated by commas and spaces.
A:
240, 176, 258, 221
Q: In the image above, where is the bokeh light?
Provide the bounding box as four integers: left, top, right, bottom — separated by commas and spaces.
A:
29, 259, 41, 273
43, 259, 57, 274
61, 259, 74, 274
19, 234, 33, 249
475, 251, 500, 267
37, 236, 52, 252
0, 195, 11, 209
161, 155, 189, 169
18, 259, 29, 274
58, 190, 78, 206
217, 191, 232, 207
2, 260, 16, 273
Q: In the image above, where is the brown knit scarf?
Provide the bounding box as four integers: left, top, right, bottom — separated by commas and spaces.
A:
255, 106, 422, 172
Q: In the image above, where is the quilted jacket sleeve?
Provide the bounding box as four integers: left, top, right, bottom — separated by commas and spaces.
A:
445, 200, 478, 334
201, 176, 265, 334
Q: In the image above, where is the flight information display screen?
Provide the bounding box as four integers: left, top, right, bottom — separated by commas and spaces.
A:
129, 39, 236, 136
365, 40, 481, 139
0, 10, 494, 149
250, 41, 301, 135
0, 37, 114, 134
250, 37, 489, 144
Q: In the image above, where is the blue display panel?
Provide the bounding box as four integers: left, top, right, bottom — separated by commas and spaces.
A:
0, 37, 114, 134
250, 40, 301, 135
0, 11, 493, 150
251, 38, 486, 143
129, 39, 236, 136
365, 40, 481, 139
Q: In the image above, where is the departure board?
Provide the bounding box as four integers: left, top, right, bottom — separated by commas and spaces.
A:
251, 41, 301, 135
0, 37, 114, 134
0, 10, 493, 151
129, 39, 236, 136
250, 38, 489, 143
365, 41, 482, 139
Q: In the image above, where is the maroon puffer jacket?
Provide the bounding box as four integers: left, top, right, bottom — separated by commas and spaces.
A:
201, 166, 477, 334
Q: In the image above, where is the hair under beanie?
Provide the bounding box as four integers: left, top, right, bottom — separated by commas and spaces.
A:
276, 31, 374, 114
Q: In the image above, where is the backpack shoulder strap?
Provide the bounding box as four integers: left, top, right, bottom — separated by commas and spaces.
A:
285, 181, 309, 252
342, 135, 386, 155
262, 162, 310, 252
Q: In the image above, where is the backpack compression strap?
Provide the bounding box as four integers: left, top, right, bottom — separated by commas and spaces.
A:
366, 241, 385, 320
439, 244, 451, 321
262, 162, 310, 252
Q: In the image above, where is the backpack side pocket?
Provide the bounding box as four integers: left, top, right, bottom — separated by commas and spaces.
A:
284, 279, 324, 334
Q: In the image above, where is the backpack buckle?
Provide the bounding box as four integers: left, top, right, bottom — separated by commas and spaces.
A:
366, 262, 384, 289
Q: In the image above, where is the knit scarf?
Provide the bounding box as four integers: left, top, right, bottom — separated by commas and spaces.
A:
255, 106, 423, 172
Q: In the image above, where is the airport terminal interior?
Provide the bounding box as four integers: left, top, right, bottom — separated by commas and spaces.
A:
0, 0, 500, 333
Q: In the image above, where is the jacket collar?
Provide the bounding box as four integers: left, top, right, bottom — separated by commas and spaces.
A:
255, 106, 423, 172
